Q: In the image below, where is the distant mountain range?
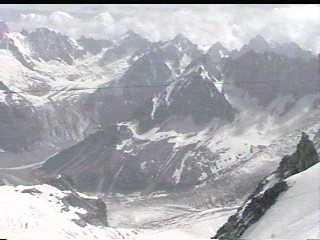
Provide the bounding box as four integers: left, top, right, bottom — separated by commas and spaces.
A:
0, 20, 318, 195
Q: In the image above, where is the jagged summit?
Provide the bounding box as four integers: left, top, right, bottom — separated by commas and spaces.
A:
278, 132, 319, 178
171, 33, 191, 43
169, 33, 196, 48
27, 27, 85, 64
207, 42, 229, 61
117, 29, 150, 47
249, 34, 268, 44
32, 27, 55, 34
240, 34, 271, 54
208, 42, 225, 50
122, 29, 146, 41
275, 41, 315, 59
125, 29, 137, 35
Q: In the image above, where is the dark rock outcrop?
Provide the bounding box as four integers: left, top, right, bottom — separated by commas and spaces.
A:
222, 50, 319, 106
278, 132, 319, 178
28, 28, 85, 64
77, 36, 113, 55
99, 30, 150, 65
133, 68, 235, 133
0, 82, 44, 152
43, 175, 108, 227
212, 181, 288, 239
212, 133, 319, 239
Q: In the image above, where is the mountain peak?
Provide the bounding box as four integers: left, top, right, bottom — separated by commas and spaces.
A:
172, 33, 192, 44
249, 34, 269, 47
33, 27, 56, 35
118, 29, 149, 48
240, 34, 270, 54
249, 34, 269, 46
207, 42, 229, 61
124, 29, 140, 38
120, 30, 149, 44
278, 132, 319, 178
208, 42, 227, 52
251, 34, 266, 41
0, 20, 9, 36
274, 41, 314, 59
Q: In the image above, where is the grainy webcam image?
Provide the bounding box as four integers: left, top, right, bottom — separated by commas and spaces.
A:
0, 4, 319, 240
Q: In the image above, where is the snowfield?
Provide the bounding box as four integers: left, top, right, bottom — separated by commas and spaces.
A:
243, 162, 320, 239
0, 182, 237, 240
0, 184, 140, 240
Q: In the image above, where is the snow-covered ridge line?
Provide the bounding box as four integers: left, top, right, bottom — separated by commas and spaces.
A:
0, 181, 140, 240
213, 132, 320, 239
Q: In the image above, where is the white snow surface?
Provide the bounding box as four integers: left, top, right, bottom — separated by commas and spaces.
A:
243, 163, 320, 239
0, 35, 130, 106
0, 184, 139, 240
107, 202, 236, 240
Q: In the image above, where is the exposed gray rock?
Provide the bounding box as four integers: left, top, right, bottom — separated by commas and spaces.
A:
278, 132, 319, 178
44, 175, 108, 227
77, 36, 112, 55
27, 28, 85, 64
222, 50, 318, 106
212, 133, 319, 239
99, 30, 150, 65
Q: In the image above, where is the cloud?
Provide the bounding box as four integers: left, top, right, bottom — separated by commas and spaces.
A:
92, 12, 114, 24
3, 4, 319, 53
18, 11, 79, 30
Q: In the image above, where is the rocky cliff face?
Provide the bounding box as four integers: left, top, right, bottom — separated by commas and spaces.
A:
133, 62, 235, 133
0, 81, 43, 152
43, 175, 108, 227
212, 133, 319, 239
99, 30, 150, 65
278, 132, 319, 178
77, 36, 113, 55
222, 50, 319, 106
28, 28, 85, 64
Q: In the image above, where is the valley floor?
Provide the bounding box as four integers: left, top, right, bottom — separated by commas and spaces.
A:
106, 194, 237, 240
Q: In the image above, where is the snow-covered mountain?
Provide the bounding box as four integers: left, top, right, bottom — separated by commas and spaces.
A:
0, 19, 318, 199
232, 34, 315, 60
0, 15, 319, 240
4, 21, 308, 195
222, 50, 319, 106
0, 23, 206, 153
26, 27, 85, 64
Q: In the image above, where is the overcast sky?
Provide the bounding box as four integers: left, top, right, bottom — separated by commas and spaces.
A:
0, 4, 319, 53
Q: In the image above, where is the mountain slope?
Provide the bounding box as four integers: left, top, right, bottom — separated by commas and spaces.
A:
212, 133, 319, 239
0, 175, 140, 240
222, 50, 319, 106
243, 162, 320, 239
